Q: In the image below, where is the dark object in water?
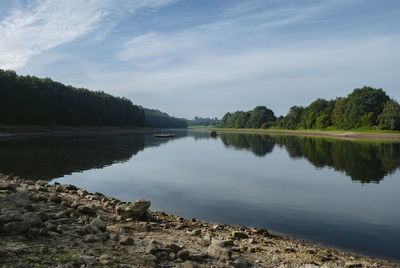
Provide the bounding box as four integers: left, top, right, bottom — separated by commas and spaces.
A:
154, 134, 175, 138
210, 130, 217, 138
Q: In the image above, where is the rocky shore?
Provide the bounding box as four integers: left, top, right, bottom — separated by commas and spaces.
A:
0, 175, 398, 268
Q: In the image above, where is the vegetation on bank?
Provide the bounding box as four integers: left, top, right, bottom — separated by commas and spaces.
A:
220, 86, 400, 131
187, 116, 220, 127
0, 69, 187, 128
141, 107, 188, 129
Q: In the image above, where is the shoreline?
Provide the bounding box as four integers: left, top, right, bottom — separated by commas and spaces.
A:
211, 128, 400, 141
1, 175, 398, 267
0, 126, 178, 139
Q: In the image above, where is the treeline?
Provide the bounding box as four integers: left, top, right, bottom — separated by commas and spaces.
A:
220, 86, 400, 130
142, 108, 188, 128
187, 116, 220, 126
0, 69, 186, 128
221, 106, 276, 129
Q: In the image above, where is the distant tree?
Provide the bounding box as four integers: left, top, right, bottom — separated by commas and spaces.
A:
331, 98, 348, 129
341, 86, 389, 129
299, 98, 329, 129
0, 69, 145, 126
283, 106, 304, 129
378, 100, 400, 130
187, 116, 220, 127
246, 106, 276, 128
142, 108, 188, 128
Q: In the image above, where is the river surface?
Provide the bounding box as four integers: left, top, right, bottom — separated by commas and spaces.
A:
1, 130, 399, 261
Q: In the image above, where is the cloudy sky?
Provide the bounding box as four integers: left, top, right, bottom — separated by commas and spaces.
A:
1, 0, 399, 118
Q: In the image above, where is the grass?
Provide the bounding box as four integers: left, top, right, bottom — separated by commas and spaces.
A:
213, 127, 400, 134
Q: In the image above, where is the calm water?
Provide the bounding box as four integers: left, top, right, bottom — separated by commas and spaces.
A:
1, 130, 399, 261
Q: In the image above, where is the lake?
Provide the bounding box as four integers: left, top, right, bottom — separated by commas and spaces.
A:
1, 130, 399, 261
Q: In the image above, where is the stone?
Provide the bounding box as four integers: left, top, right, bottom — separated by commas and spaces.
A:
83, 234, 103, 243
344, 263, 363, 268
232, 231, 248, 239
0, 212, 21, 224
232, 258, 253, 268
0, 221, 30, 235
77, 205, 96, 215
48, 195, 62, 204
218, 239, 235, 248
80, 255, 97, 267
0, 182, 17, 191
177, 249, 190, 260
120, 237, 135, 245
21, 212, 43, 227
183, 261, 201, 268
208, 239, 232, 260
115, 200, 151, 219
90, 217, 106, 232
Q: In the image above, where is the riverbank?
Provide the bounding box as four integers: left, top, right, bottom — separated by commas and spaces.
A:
0, 175, 398, 267
212, 128, 400, 141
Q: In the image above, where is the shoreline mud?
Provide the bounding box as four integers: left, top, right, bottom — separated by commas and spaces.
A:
211, 129, 400, 141
0, 175, 398, 267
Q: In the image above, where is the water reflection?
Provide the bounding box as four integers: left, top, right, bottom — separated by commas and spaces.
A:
0, 131, 399, 183
219, 133, 400, 183
0, 131, 188, 180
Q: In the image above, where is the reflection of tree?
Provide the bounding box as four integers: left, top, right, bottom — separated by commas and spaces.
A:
0, 131, 188, 181
220, 133, 275, 157
219, 133, 400, 183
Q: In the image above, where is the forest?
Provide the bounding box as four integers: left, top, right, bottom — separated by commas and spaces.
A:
220, 86, 400, 131
187, 116, 220, 127
0, 69, 187, 128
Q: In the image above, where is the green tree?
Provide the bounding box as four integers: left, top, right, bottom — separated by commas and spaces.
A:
246, 106, 276, 128
283, 106, 304, 129
341, 86, 389, 129
378, 100, 400, 130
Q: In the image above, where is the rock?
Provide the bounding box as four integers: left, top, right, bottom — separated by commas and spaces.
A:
77, 189, 88, 196
120, 237, 135, 245
80, 255, 97, 267
208, 239, 232, 260
48, 195, 62, 204
115, 200, 151, 219
0, 182, 17, 191
304, 265, 320, 268
0, 221, 30, 235
183, 261, 201, 268
83, 234, 103, 243
344, 263, 363, 268
177, 249, 190, 260
211, 239, 234, 248
0, 212, 21, 224
21, 212, 43, 227
232, 231, 248, 239
90, 217, 106, 232
77, 205, 96, 215
231, 258, 253, 268
167, 243, 182, 252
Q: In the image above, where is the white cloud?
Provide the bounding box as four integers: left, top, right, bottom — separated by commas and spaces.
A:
0, 0, 176, 69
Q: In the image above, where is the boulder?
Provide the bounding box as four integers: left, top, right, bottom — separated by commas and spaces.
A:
90, 217, 106, 232
115, 200, 151, 219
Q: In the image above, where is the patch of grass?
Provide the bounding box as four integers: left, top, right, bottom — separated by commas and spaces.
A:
58, 254, 78, 264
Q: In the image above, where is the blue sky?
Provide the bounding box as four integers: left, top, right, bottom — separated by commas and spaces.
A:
1, 0, 399, 119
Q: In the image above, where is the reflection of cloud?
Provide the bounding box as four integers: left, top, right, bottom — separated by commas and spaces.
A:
0, 0, 176, 69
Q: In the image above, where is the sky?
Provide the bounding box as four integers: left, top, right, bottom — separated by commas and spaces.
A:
0, 0, 399, 119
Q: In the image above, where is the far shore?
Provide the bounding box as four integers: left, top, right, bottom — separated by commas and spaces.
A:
0, 125, 180, 139
211, 128, 400, 141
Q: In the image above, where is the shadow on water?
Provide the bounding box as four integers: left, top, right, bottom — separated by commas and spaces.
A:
219, 133, 400, 183
0, 130, 188, 180
0, 130, 399, 183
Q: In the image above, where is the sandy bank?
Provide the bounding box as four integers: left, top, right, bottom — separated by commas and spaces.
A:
212, 129, 400, 141
0, 175, 398, 267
